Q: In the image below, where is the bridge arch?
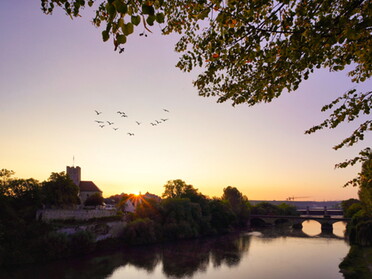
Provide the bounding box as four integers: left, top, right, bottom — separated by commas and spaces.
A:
274, 218, 291, 225
250, 217, 268, 227
301, 220, 322, 236
332, 221, 347, 238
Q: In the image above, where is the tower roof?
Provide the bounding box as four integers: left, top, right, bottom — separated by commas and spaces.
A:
79, 181, 102, 192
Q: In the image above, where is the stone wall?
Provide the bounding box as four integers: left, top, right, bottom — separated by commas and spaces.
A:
36, 209, 117, 221
57, 221, 126, 241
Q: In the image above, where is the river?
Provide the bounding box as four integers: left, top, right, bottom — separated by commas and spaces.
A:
1, 221, 348, 279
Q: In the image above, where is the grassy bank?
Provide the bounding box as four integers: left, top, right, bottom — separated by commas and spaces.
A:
339, 246, 372, 279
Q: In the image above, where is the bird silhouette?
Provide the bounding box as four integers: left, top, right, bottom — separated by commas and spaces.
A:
127, 133, 134, 136
107, 121, 114, 125
95, 120, 104, 123
136, 121, 141, 125
121, 114, 128, 118
113, 128, 119, 131
150, 123, 157, 126
99, 125, 105, 128
163, 109, 169, 112
119, 47, 125, 54
161, 118, 168, 122
95, 110, 102, 115
155, 120, 161, 124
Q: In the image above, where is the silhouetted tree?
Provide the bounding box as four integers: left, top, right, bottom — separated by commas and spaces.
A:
358, 150, 372, 217
84, 192, 104, 206
222, 186, 250, 226
42, 172, 80, 208
162, 179, 198, 199
209, 198, 236, 233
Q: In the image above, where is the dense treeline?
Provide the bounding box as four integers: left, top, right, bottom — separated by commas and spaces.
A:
0, 169, 92, 266
251, 202, 299, 216
0, 171, 252, 266
339, 152, 372, 279
0, 170, 299, 267
341, 151, 372, 247
121, 181, 250, 245
120, 181, 299, 245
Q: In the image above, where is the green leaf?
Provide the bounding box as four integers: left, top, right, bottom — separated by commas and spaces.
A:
155, 13, 165, 24
146, 15, 155, 26
142, 4, 155, 15
113, 0, 127, 14
122, 22, 134, 35
131, 15, 141, 26
117, 34, 127, 44
102, 30, 110, 42
106, 3, 116, 18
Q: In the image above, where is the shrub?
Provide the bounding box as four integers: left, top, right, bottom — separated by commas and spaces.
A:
70, 230, 95, 255
123, 218, 159, 245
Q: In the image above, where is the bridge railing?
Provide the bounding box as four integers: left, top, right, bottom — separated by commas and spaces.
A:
296, 207, 343, 216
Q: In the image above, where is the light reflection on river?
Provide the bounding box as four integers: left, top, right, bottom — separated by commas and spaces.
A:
1, 222, 348, 279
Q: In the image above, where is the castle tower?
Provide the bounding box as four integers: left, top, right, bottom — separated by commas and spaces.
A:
66, 166, 81, 186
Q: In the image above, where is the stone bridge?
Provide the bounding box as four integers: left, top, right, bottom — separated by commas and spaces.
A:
249, 214, 350, 233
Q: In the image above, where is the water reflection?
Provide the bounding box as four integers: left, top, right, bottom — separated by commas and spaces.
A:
0, 222, 348, 279
333, 221, 347, 238
302, 220, 321, 236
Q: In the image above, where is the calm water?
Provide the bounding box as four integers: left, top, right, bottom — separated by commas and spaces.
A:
1, 221, 348, 279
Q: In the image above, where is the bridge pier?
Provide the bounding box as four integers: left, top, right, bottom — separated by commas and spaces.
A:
321, 222, 333, 233
292, 223, 303, 230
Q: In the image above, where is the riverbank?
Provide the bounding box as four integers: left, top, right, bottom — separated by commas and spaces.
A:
339, 246, 372, 279
0, 226, 350, 279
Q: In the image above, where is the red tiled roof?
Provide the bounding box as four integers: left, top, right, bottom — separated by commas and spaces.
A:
79, 181, 102, 192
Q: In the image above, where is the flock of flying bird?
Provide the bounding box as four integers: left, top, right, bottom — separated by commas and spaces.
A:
94, 109, 170, 136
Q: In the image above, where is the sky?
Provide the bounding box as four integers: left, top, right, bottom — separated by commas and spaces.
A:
0, 1, 370, 200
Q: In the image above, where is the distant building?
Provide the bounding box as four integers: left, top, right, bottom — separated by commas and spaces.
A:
143, 192, 161, 202
66, 166, 102, 205
122, 192, 161, 213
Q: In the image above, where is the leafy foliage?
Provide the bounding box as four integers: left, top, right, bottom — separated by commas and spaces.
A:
123, 218, 159, 245
42, 172, 80, 208
277, 202, 299, 216
221, 186, 250, 225
0, 169, 42, 221
84, 192, 104, 206
121, 180, 251, 244
358, 149, 372, 216
209, 198, 236, 233
162, 179, 199, 199
342, 153, 372, 247
251, 201, 298, 216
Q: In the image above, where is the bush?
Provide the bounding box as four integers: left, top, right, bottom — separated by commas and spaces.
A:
70, 230, 95, 255
84, 193, 104, 206
356, 220, 372, 247
251, 202, 281, 215
277, 203, 299, 216
345, 203, 363, 218
123, 218, 159, 245
40, 232, 71, 260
